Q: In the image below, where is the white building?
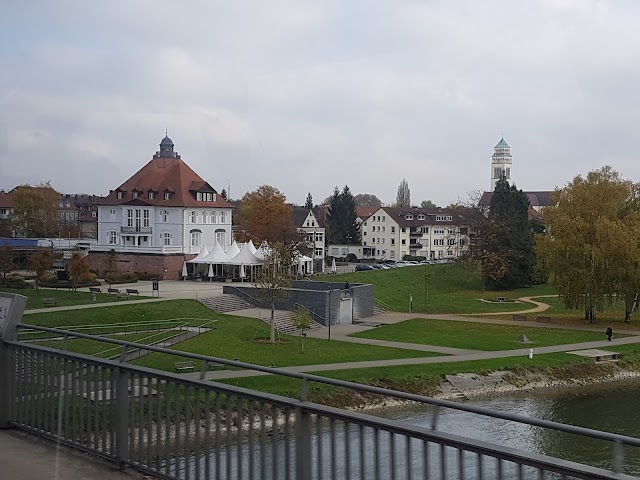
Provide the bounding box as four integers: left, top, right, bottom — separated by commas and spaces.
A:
360, 207, 477, 261
91, 135, 234, 279
292, 207, 326, 272
490, 137, 512, 191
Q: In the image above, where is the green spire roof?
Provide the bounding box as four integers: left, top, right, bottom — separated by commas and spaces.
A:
495, 137, 509, 148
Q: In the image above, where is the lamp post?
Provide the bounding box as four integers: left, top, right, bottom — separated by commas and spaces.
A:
327, 289, 332, 341
345, 234, 352, 265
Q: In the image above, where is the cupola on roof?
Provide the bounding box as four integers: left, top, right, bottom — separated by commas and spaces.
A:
495, 137, 510, 148
156, 131, 178, 159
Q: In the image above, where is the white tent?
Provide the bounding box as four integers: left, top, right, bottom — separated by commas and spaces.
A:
239, 264, 246, 281
246, 239, 257, 254
298, 255, 313, 275
228, 246, 263, 266
226, 240, 241, 259
255, 242, 271, 260
187, 245, 210, 263
331, 257, 337, 273
207, 263, 214, 279
181, 261, 188, 278
201, 240, 230, 264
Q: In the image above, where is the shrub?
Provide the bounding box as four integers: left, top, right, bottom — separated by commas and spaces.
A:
40, 272, 58, 284
135, 272, 158, 281
104, 272, 138, 284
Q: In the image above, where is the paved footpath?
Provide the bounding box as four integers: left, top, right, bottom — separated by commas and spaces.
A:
0, 429, 144, 480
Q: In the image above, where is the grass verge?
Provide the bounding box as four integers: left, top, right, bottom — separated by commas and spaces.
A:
1, 287, 149, 309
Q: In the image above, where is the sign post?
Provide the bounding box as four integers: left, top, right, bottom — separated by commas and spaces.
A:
152, 278, 160, 298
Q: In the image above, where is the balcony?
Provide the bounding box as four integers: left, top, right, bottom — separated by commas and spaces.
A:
121, 226, 153, 234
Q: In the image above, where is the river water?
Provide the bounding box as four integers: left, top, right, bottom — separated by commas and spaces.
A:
177, 379, 640, 479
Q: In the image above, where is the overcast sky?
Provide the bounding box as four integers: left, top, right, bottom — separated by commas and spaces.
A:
2, 0, 640, 207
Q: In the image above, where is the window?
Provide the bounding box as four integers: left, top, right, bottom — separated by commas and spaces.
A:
401, 227, 406, 233
382, 227, 385, 232
148, 191, 155, 200
108, 230, 117, 244
391, 239, 395, 245
423, 227, 428, 234
418, 215, 425, 220
132, 191, 139, 199
381, 238, 385, 244
405, 214, 413, 220
197, 192, 202, 201
117, 191, 123, 199
448, 238, 456, 245
363, 231, 367, 236
315, 232, 323, 242
143, 209, 149, 227
401, 239, 406, 245
306, 221, 310, 226
391, 226, 395, 233
331, 247, 338, 255
434, 239, 444, 246
342, 248, 348, 255
382, 216, 385, 222
215, 227, 226, 246
127, 209, 133, 227
109, 208, 116, 216
91, 210, 96, 217
190, 211, 196, 223
434, 229, 445, 235
190, 229, 202, 247
315, 248, 323, 257
162, 232, 172, 246
164, 192, 171, 200
75, 212, 78, 220
0, 208, 6, 215
390, 250, 395, 259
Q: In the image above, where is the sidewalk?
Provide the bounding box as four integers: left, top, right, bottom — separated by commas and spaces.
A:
0, 429, 143, 480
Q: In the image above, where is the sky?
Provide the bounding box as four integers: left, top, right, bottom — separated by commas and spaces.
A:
2, 0, 640, 207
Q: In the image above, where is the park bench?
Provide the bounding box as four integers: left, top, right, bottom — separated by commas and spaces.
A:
42, 298, 58, 307
207, 360, 226, 370
495, 297, 507, 302
512, 314, 528, 321
125, 288, 139, 295
89, 287, 101, 293
174, 361, 196, 372
116, 292, 129, 300
107, 288, 120, 294
536, 316, 552, 323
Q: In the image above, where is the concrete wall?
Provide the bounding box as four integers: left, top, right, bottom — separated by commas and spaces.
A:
224, 280, 375, 325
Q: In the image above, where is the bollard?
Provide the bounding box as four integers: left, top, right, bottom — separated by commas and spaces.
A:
529, 349, 534, 359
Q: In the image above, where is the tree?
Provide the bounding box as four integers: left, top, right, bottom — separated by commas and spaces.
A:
354, 193, 382, 207
10, 183, 60, 238
480, 176, 534, 290
420, 200, 437, 209
220, 188, 228, 201
304, 192, 313, 210
536, 166, 640, 322
395, 179, 411, 208
235, 185, 298, 244
103, 249, 119, 279
69, 252, 90, 292
29, 249, 53, 290
254, 242, 295, 343
291, 306, 313, 352
326, 186, 360, 244
0, 246, 16, 280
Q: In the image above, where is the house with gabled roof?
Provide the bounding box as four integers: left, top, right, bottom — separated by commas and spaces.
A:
90, 135, 234, 279
292, 206, 325, 272
359, 206, 479, 261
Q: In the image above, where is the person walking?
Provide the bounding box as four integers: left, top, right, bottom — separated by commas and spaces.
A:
606, 326, 613, 341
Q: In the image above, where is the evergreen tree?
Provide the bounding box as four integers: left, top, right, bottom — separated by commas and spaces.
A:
304, 192, 313, 209
220, 188, 228, 201
395, 179, 411, 208
481, 177, 534, 290
327, 186, 361, 244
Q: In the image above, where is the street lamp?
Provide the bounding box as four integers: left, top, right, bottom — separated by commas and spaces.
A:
345, 234, 352, 264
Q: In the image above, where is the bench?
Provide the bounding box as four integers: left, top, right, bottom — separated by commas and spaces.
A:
512, 314, 528, 321
42, 298, 58, 307
89, 287, 101, 293
495, 297, 507, 302
174, 361, 196, 372
536, 316, 552, 323
125, 288, 139, 295
116, 292, 129, 300
207, 361, 226, 370
107, 288, 120, 294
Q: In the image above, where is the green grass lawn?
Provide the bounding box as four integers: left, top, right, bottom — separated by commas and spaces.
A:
0, 287, 149, 309
36, 331, 178, 357
352, 318, 620, 351
316, 263, 557, 314
24, 300, 439, 370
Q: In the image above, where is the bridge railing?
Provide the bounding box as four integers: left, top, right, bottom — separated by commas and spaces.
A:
1, 323, 639, 480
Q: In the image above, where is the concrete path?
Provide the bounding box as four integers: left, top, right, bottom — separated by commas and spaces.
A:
0, 429, 143, 480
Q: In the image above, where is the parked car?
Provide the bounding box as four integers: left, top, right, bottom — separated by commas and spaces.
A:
355, 264, 374, 271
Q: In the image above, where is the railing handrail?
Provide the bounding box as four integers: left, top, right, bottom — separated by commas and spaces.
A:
10, 322, 640, 450
374, 297, 390, 310
293, 302, 325, 327
225, 285, 260, 306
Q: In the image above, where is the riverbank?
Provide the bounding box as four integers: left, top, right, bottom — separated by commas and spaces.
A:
344, 356, 640, 412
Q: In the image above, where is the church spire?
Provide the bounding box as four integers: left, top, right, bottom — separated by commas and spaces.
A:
490, 135, 512, 191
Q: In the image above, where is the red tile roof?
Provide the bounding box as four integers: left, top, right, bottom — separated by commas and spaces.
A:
99, 156, 234, 208
0, 191, 14, 208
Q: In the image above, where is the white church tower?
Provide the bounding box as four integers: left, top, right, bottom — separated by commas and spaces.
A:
490, 136, 512, 191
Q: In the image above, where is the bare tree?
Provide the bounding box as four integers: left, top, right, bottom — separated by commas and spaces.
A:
254, 242, 295, 343
395, 179, 411, 208
29, 249, 53, 290
0, 246, 16, 281
69, 251, 90, 291
291, 306, 313, 352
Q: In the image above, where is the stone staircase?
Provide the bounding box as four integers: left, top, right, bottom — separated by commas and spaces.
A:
373, 298, 388, 315
199, 294, 253, 313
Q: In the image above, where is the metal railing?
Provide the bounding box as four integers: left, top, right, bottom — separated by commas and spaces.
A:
2, 324, 640, 479
225, 286, 261, 308
293, 303, 326, 328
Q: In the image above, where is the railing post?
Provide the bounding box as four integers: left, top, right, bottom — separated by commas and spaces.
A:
0, 340, 14, 428
295, 405, 312, 479
0, 293, 27, 429
114, 366, 130, 467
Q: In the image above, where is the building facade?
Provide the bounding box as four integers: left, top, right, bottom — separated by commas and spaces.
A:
91, 135, 233, 279
292, 207, 326, 272
490, 137, 512, 191
359, 207, 476, 261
